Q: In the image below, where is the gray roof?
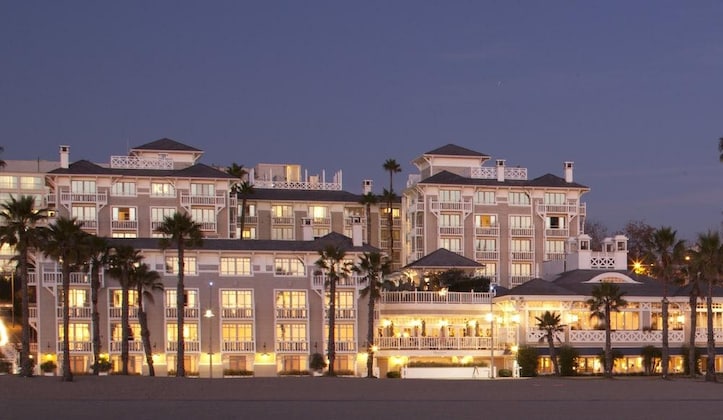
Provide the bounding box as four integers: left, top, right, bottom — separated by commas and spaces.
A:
131, 138, 202, 152
420, 170, 589, 189
109, 232, 379, 254
403, 248, 482, 269
499, 277, 577, 297
245, 188, 401, 204
48, 160, 235, 179
424, 144, 489, 157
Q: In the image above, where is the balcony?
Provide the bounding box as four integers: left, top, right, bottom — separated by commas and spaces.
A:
475, 226, 499, 236
471, 166, 527, 180
375, 336, 496, 351
439, 226, 463, 235
275, 341, 308, 352
275, 308, 308, 319
29, 306, 37, 319
344, 216, 366, 226
545, 228, 569, 238
197, 222, 217, 231
379, 291, 492, 305
180, 193, 226, 207
166, 340, 201, 352
312, 273, 366, 289
222, 341, 255, 352
57, 341, 92, 352
510, 228, 534, 237
56, 307, 92, 318
323, 341, 356, 352
221, 307, 254, 319
111, 220, 138, 230
324, 308, 356, 320
272, 216, 294, 225
109, 306, 139, 319
429, 198, 472, 213
242, 216, 258, 225
509, 276, 533, 287
60, 191, 107, 206
165, 307, 200, 319
42, 271, 97, 286
380, 218, 401, 227
379, 240, 401, 251
475, 250, 499, 260
510, 251, 534, 261
695, 328, 723, 342
109, 340, 144, 352
310, 217, 330, 226
545, 252, 566, 261
565, 329, 685, 344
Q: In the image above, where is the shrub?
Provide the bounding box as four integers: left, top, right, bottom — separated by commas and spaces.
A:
278, 369, 310, 376
309, 353, 327, 372
223, 369, 253, 376
407, 361, 487, 367
40, 360, 57, 373
558, 345, 580, 376
517, 345, 539, 377
94, 358, 112, 372
386, 370, 401, 378
498, 368, 513, 377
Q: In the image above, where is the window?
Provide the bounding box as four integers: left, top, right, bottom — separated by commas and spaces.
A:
312, 227, 329, 238
111, 290, 139, 307
325, 290, 354, 310
475, 239, 496, 251
240, 203, 256, 217
474, 191, 496, 205
112, 232, 137, 238
241, 226, 256, 239
222, 323, 253, 342
271, 205, 293, 218
274, 258, 305, 276
510, 263, 532, 276
545, 240, 565, 253
71, 206, 96, 222
439, 189, 461, 202
271, 227, 294, 240
280, 355, 304, 371
166, 289, 198, 308
480, 263, 496, 278
19, 176, 43, 190
610, 311, 640, 331
110, 181, 136, 197
276, 290, 307, 310
151, 207, 175, 223
509, 215, 532, 228
510, 239, 531, 252
544, 193, 566, 205
440, 237, 461, 253
546, 216, 566, 229
381, 207, 400, 218
439, 213, 461, 227
475, 214, 497, 227
308, 206, 329, 222
0, 176, 17, 189
276, 323, 306, 342
221, 290, 253, 310
508, 192, 530, 206
191, 208, 215, 223
165, 257, 197, 275
58, 289, 89, 307
71, 180, 96, 193
167, 323, 199, 341
220, 257, 251, 276
324, 324, 355, 343
190, 183, 215, 196
151, 182, 175, 197
111, 323, 141, 341
58, 323, 90, 342
112, 207, 137, 221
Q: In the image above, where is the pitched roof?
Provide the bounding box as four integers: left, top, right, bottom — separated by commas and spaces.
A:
424, 144, 489, 157
502, 277, 577, 296
48, 160, 234, 179
131, 138, 202, 152
244, 188, 402, 203
403, 248, 482, 269
419, 170, 589, 189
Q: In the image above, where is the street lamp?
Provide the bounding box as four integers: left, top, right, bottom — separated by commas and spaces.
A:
204, 281, 215, 378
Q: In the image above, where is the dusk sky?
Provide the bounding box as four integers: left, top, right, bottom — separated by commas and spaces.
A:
1, 1, 721, 241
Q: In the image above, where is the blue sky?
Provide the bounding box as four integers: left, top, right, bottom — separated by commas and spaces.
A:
1, 1, 721, 241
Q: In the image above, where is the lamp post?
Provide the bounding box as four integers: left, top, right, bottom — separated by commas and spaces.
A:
204, 281, 215, 378
488, 284, 497, 379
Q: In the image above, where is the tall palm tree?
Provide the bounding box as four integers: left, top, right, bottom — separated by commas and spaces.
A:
43, 216, 87, 382
155, 211, 203, 377
536, 311, 563, 376
382, 159, 401, 264
0, 146, 6, 168
84, 235, 110, 375
226, 162, 247, 188
315, 245, 350, 376
691, 231, 723, 382
107, 245, 143, 375
379, 188, 397, 260
354, 252, 390, 378
359, 192, 377, 245
236, 181, 255, 240
646, 226, 686, 379
684, 257, 702, 378
587, 282, 627, 378
0, 195, 48, 377
131, 262, 163, 377
718, 136, 723, 162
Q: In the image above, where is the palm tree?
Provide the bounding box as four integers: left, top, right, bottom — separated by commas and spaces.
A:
0, 146, 6, 169
379, 188, 397, 259
131, 262, 163, 376
587, 282, 627, 378
359, 192, 377, 245
646, 226, 686, 379
684, 257, 702, 378
226, 162, 247, 188
382, 159, 401, 263
535, 311, 563, 376
155, 211, 203, 377
0, 195, 48, 377
236, 181, 255, 240
691, 231, 723, 382
84, 235, 110, 375
354, 252, 390, 378
107, 245, 143, 375
43, 216, 87, 382
718, 136, 723, 162
315, 245, 350, 376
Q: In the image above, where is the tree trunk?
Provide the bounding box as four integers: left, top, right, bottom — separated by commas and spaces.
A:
548, 333, 559, 376
177, 244, 186, 377
91, 264, 101, 375
137, 287, 155, 377
121, 266, 129, 375
19, 253, 32, 377
705, 280, 717, 382
239, 198, 247, 240
661, 296, 669, 379
62, 262, 73, 382
365, 203, 372, 245
605, 303, 612, 378
366, 278, 375, 378
688, 281, 699, 378
327, 275, 336, 375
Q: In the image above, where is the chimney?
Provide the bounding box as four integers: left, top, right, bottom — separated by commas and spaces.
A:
362, 179, 373, 195
60, 145, 70, 169
496, 159, 505, 182
564, 161, 574, 183
301, 218, 313, 240
351, 216, 363, 247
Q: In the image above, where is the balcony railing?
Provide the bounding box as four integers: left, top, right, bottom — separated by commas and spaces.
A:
379, 240, 401, 250
29, 306, 37, 319
509, 276, 533, 287
60, 192, 107, 205
57, 341, 92, 352
695, 328, 723, 342
42, 271, 99, 286
375, 336, 498, 351
510, 228, 534, 237
242, 216, 258, 225
275, 341, 308, 352
545, 228, 569, 238
109, 340, 144, 352
165, 307, 200, 319
429, 198, 473, 213
471, 166, 527, 180
56, 307, 92, 318
510, 251, 534, 260
545, 252, 566, 261
180, 193, 226, 207
323, 341, 356, 352
475, 226, 499, 236
111, 220, 138, 230
221, 307, 254, 319
379, 291, 492, 305
567, 329, 685, 343
109, 307, 139, 319
312, 274, 366, 288
275, 308, 308, 319
475, 250, 499, 260
272, 217, 294, 225
324, 308, 356, 320
222, 341, 255, 352
439, 226, 463, 235
166, 340, 201, 352
197, 222, 217, 231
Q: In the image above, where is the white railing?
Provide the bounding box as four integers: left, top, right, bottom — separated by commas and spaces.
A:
439, 226, 463, 235
29, 306, 37, 319
379, 240, 401, 250
180, 193, 226, 207
545, 229, 569, 238
198, 222, 217, 231
475, 251, 499, 260
275, 341, 308, 352
476, 226, 499, 236
429, 198, 473, 213
510, 228, 534, 236
375, 336, 500, 351
166, 340, 201, 352
275, 308, 308, 319
380, 291, 492, 305
545, 252, 566, 261
312, 274, 366, 288
325, 341, 356, 352
80, 220, 98, 229
165, 307, 200, 319
27, 272, 37, 285
109, 340, 145, 352
471, 166, 528, 180
56, 307, 92, 318
509, 276, 533, 287
111, 220, 138, 230
412, 227, 424, 237
42, 271, 97, 286
243, 216, 258, 225
380, 218, 401, 227
222, 341, 255, 352
110, 155, 174, 170
536, 201, 581, 214
57, 341, 92, 352
344, 216, 366, 226
324, 308, 356, 320
221, 307, 254, 319
253, 178, 342, 191
567, 329, 685, 343
59, 192, 108, 205
272, 217, 294, 225
526, 330, 565, 343
108, 307, 139, 319
510, 251, 534, 260
695, 328, 723, 342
